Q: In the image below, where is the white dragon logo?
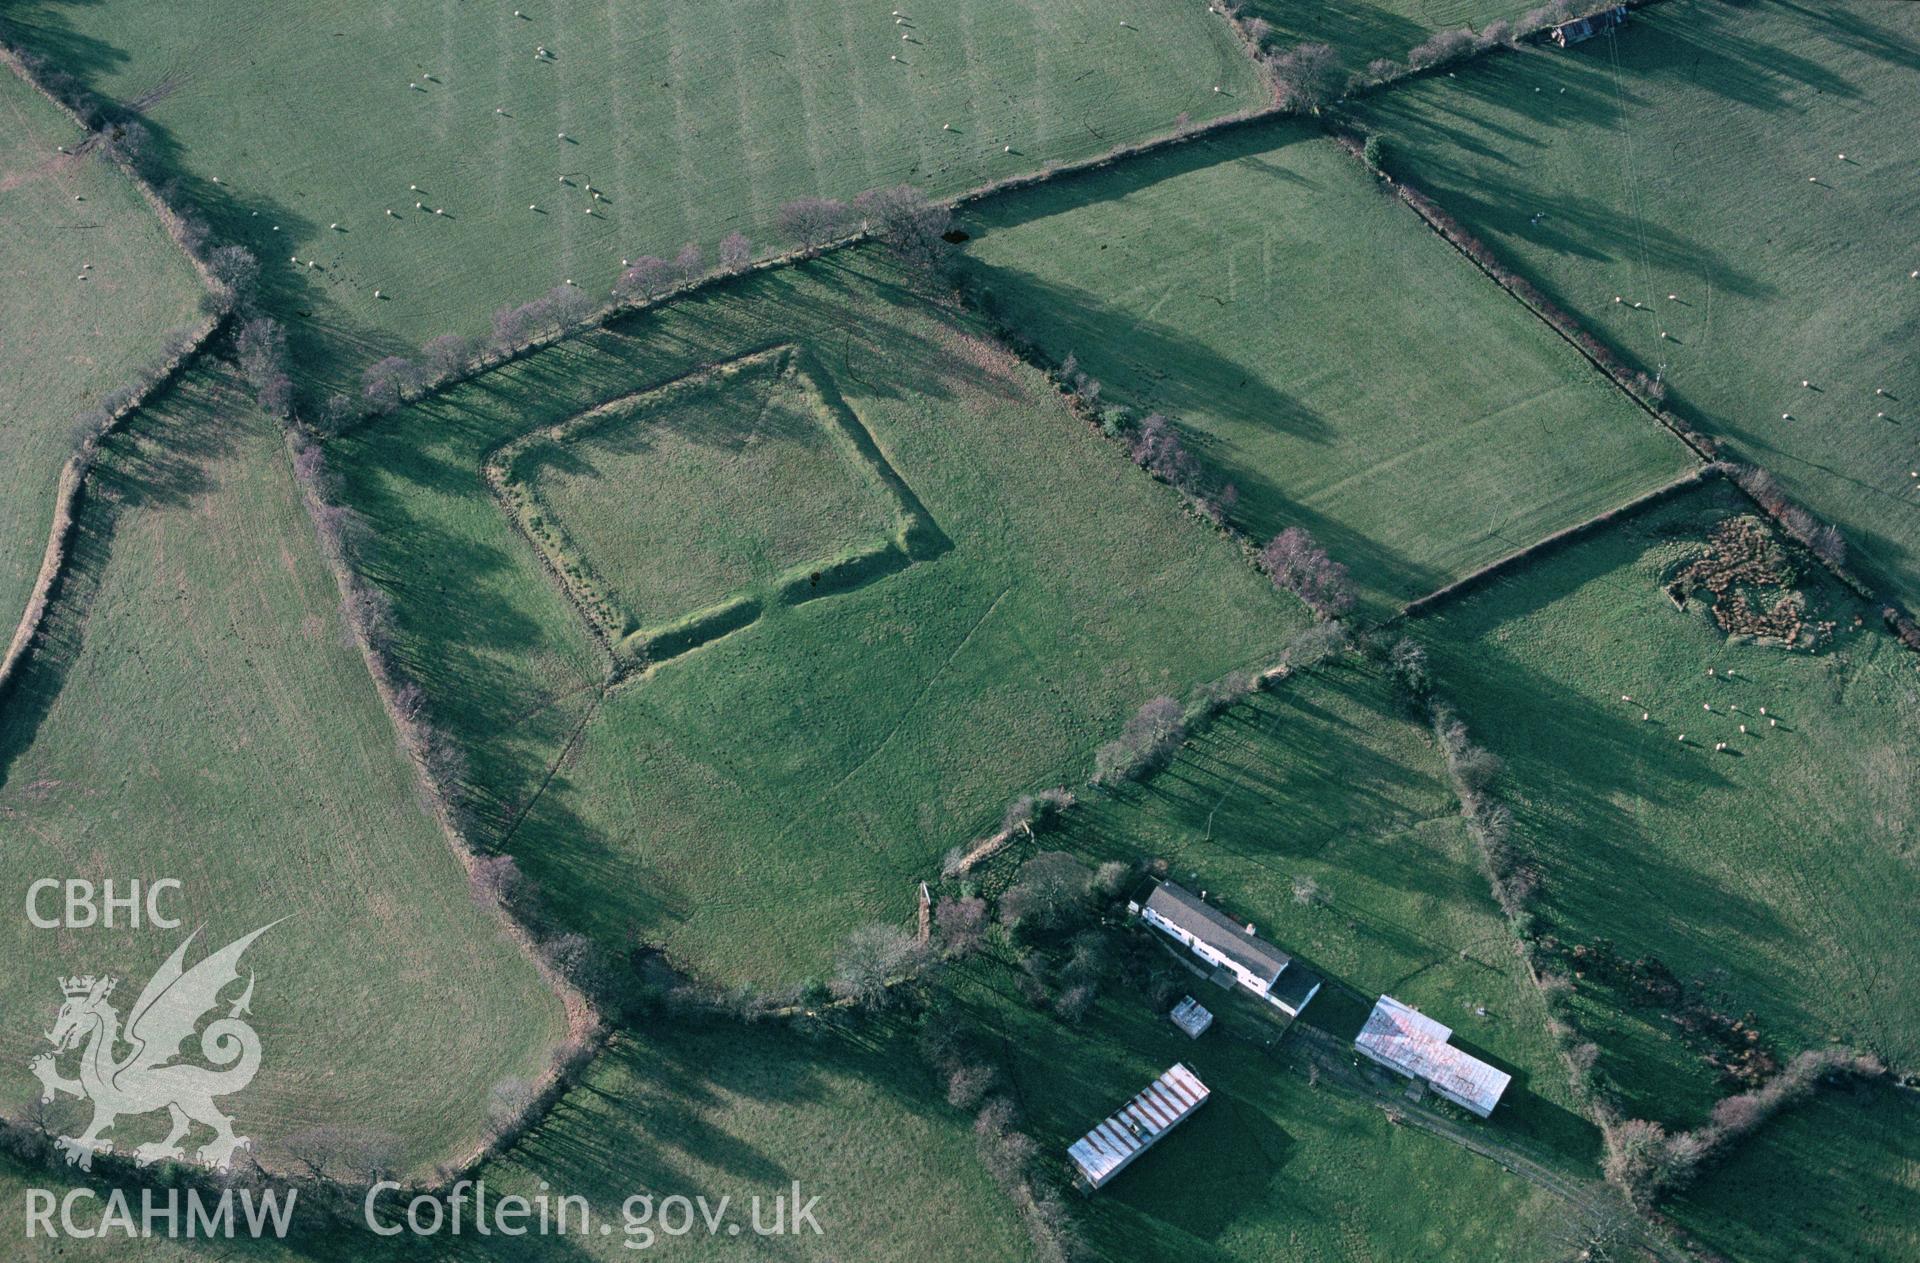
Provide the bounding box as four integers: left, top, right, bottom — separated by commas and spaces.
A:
29, 924, 275, 1172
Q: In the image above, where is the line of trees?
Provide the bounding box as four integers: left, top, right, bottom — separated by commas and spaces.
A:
917, 1019, 1082, 1263
1606, 1047, 1886, 1208
1258, 525, 1355, 619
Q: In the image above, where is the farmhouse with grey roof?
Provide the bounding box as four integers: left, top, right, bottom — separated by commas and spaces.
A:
1140, 881, 1321, 1017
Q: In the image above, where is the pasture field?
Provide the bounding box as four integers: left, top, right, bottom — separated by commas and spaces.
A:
0, 64, 203, 649
1046, 660, 1596, 1166
1667, 1078, 1920, 1263
938, 960, 1589, 1263
959, 120, 1694, 611
2, 0, 1258, 389
1411, 479, 1920, 1130
2, 1018, 1031, 1263
331, 250, 1306, 987
0, 365, 567, 1174
1357, 0, 1920, 608
397, 1021, 1032, 1263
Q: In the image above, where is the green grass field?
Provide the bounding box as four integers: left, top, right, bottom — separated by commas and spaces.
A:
1043, 660, 1597, 1167
959, 120, 1694, 611
2, 1017, 1032, 1263
0, 365, 566, 1174
939, 960, 1589, 1263
332, 251, 1306, 987
1412, 480, 1919, 1129
1357, 0, 1920, 608
0, 64, 203, 649
2, 0, 1258, 389
413, 1020, 1032, 1263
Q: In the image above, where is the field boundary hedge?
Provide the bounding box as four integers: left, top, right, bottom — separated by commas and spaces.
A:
1401, 468, 1709, 618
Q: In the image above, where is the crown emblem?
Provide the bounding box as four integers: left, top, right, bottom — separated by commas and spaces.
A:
60, 975, 113, 998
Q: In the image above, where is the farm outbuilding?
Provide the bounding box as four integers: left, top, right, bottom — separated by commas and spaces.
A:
1550, 5, 1628, 47
1140, 881, 1322, 1017
1354, 996, 1511, 1117
1169, 995, 1213, 1038
1067, 1063, 1210, 1191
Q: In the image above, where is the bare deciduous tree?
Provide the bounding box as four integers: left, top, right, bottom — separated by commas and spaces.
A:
615, 256, 675, 304
422, 332, 477, 381
999, 851, 1095, 931
545, 283, 594, 329
673, 241, 705, 283
776, 196, 854, 251
933, 895, 989, 957
469, 853, 526, 908
361, 355, 421, 414
234, 316, 292, 416
1270, 43, 1344, 112
853, 184, 953, 272
1408, 28, 1476, 70
830, 923, 928, 1008
1259, 526, 1355, 618
718, 231, 752, 274
1092, 696, 1187, 786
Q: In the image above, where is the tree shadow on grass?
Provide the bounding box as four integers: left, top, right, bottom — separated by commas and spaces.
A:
1241, 0, 1430, 73
0, 362, 242, 797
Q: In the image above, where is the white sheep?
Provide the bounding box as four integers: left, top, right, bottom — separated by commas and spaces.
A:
1642, 712, 1650, 721
1715, 742, 1726, 751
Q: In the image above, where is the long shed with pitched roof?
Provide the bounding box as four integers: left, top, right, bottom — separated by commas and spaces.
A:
1067, 1063, 1211, 1190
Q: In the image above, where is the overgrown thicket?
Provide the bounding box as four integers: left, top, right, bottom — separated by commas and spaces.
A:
1605, 1048, 1886, 1208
